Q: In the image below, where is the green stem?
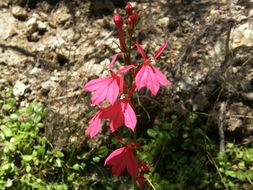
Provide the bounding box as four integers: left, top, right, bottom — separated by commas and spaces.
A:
132, 176, 138, 190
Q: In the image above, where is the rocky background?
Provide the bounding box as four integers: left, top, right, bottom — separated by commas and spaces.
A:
0, 0, 253, 150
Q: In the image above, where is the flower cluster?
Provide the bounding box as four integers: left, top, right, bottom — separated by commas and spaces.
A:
84, 3, 172, 188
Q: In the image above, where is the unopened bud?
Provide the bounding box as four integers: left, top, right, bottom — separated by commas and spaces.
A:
113, 13, 123, 28
113, 13, 126, 51
128, 12, 138, 25
125, 3, 133, 15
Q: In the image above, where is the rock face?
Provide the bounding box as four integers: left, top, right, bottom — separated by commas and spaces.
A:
0, 11, 19, 40
11, 6, 27, 20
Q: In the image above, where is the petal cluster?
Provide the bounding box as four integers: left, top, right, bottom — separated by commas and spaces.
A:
135, 64, 172, 95
84, 75, 120, 105
102, 99, 137, 132
134, 42, 172, 95
104, 146, 138, 177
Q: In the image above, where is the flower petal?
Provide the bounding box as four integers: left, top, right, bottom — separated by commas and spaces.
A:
122, 101, 137, 131
91, 85, 108, 105
108, 53, 119, 69
84, 77, 112, 92
135, 65, 148, 90
116, 64, 135, 74
135, 42, 147, 60
106, 79, 119, 104
146, 66, 160, 96
85, 111, 102, 138
152, 66, 172, 86
126, 148, 138, 177
153, 42, 167, 60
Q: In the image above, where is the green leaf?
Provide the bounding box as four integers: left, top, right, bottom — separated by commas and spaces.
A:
54, 158, 62, 167
10, 113, 18, 121
1, 162, 11, 171
5, 179, 13, 187
92, 157, 100, 163
72, 163, 83, 171
2, 104, 12, 112
22, 155, 33, 162
97, 146, 109, 157
26, 165, 31, 173
225, 170, 237, 178
1, 125, 13, 138
147, 129, 157, 138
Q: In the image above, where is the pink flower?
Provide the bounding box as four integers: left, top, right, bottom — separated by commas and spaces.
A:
84, 74, 120, 105
134, 42, 172, 95
102, 99, 137, 132
85, 110, 103, 138
84, 65, 135, 105
104, 146, 138, 177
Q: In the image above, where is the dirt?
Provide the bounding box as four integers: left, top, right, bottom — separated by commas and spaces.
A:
0, 0, 253, 150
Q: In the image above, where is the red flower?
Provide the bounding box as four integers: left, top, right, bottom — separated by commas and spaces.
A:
84, 75, 120, 105
102, 99, 137, 132
134, 42, 172, 95
84, 65, 135, 105
104, 146, 138, 177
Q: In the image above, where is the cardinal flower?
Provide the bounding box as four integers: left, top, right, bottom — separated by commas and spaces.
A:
102, 99, 137, 132
135, 42, 172, 96
84, 65, 135, 105
85, 110, 103, 138
104, 146, 138, 177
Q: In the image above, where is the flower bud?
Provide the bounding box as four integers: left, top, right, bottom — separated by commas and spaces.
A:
125, 2, 133, 15
128, 12, 138, 26
113, 13, 126, 51
113, 13, 123, 28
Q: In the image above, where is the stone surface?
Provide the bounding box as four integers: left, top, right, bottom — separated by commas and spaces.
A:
13, 81, 27, 97
11, 6, 28, 20
0, 11, 19, 40
231, 22, 253, 49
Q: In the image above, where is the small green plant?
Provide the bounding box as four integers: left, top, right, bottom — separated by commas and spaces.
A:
216, 143, 253, 189
0, 89, 90, 189
139, 114, 217, 190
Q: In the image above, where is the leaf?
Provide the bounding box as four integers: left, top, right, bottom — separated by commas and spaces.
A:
1, 125, 13, 138
92, 157, 101, 163
147, 129, 157, 138
225, 170, 236, 178
5, 179, 13, 187
22, 155, 33, 162
97, 146, 109, 157
54, 158, 62, 167
26, 165, 31, 173
2, 104, 12, 112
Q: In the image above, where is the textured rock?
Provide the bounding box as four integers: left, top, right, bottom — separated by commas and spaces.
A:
11, 6, 28, 20
231, 22, 253, 49
13, 81, 27, 97
0, 12, 19, 40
